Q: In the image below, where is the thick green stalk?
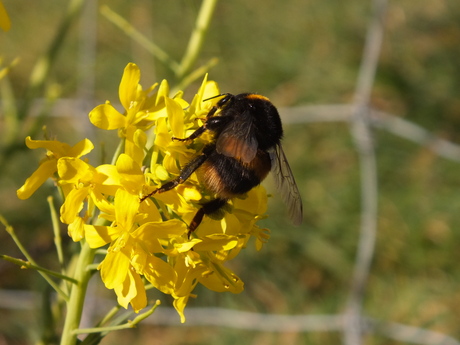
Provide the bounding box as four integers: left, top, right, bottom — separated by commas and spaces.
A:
176, 0, 219, 81
60, 241, 95, 345
100, 5, 179, 73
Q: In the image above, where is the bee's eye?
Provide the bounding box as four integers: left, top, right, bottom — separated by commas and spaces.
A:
218, 93, 234, 106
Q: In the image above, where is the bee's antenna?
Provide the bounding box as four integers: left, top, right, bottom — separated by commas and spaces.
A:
203, 93, 229, 102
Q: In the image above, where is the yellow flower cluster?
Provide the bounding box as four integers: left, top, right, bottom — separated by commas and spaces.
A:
17, 63, 270, 322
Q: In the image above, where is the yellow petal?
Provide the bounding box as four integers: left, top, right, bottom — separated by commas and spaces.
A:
95, 164, 121, 186
69, 138, 95, 158
119, 63, 141, 111
182, 186, 202, 201
189, 75, 220, 116
143, 255, 177, 295
154, 190, 196, 219
115, 154, 144, 193
125, 127, 146, 166
199, 263, 244, 293
173, 258, 206, 297
93, 165, 121, 196
67, 217, 85, 242
133, 220, 187, 255
173, 296, 188, 323
114, 268, 147, 312
137, 198, 162, 223
188, 74, 208, 115
162, 154, 180, 175
114, 189, 139, 229
152, 163, 169, 181
134, 219, 187, 243
17, 159, 57, 199
234, 185, 267, 215
24, 137, 94, 159
25, 136, 72, 155
155, 79, 170, 106
165, 97, 185, 138
192, 234, 238, 252
174, 239, 202, 253
84, 225, 121, 248
60, 187, 89, 224
221, 213, 241, 235
0, 1, 11, 32
223, 236, 248, 261
100, 249, 130, 289
203, 80, 220, 102
116, 153, 139, 175
90, 190, 115, 215
57, 157, 94, 183
89, 103, 126, 130
154, 117, 172, 149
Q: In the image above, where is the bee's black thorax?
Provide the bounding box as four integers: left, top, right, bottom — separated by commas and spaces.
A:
215, 93, 283, 151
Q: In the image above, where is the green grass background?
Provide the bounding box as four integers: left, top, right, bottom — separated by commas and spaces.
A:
1, 0, 460, 344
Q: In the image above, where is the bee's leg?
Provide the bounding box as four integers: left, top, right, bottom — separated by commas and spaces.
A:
203, 94, 231, 119
206, 104, 220, 118
188, 198, 228, 237
172, 125, 207, 142
172, 104, 221, 142
172, 114, 233, 143
140, 152, 208, 202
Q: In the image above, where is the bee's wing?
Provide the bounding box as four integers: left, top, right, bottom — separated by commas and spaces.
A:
270, 144, 303, 226
216, 113, 258, 163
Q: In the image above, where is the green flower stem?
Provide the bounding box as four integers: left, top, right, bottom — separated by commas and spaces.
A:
95, 248, 108, 256
172, 57, 219, 95
0, 255, 77, 285
0, 216, 71, 300
110, 137, 125, 166
101, 0, 219, 90
97, 305, 122, 327
176, 0, 219, 82
48, 196, 66, 272
150, 147, 159, 167
86, 263, 100, 271
60, 241, 96, 345
77, 306, 123, 345
1, 58, 20, 146
100, 5, 179, 73
72, 301, 161, 335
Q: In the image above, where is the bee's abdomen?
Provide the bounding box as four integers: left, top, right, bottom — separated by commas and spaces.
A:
199, 150, 271, 198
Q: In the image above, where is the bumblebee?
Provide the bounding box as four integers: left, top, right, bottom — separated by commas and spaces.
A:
143, 93, 303, 233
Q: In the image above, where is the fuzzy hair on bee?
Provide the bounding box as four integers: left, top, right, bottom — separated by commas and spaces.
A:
142, 92, 303, 235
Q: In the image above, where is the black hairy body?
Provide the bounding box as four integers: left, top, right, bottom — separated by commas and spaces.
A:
142, 93, 303, 235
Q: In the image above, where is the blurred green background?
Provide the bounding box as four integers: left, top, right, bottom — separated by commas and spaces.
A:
1, 0, 460, 344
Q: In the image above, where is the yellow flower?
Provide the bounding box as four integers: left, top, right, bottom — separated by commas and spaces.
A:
17, 137, 94, 200
89, 63, 168, 135
114, 153, 145, 195
56, 157, 119, 240
84, 189, 186, 312
0, 1, 11, 32
18, 63, 272, 323
89, 189, 149, 311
